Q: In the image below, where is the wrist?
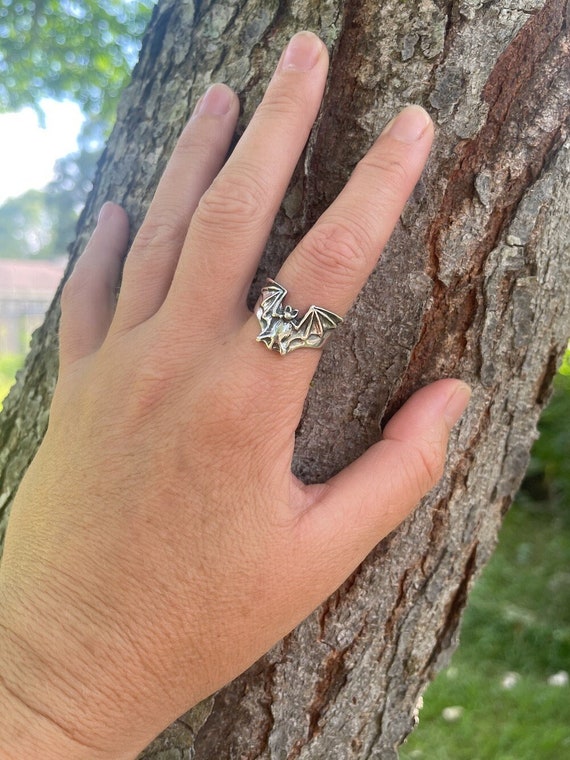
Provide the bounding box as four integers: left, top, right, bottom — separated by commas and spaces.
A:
0, 617, 102, 760
0, 670, 90, 760
0, 595, 122, 760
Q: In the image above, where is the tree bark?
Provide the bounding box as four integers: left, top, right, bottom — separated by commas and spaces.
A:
1, 0, 569, 757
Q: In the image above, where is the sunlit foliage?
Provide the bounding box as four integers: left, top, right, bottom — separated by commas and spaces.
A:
0, 0, 155, 126
0, 0, 154, 259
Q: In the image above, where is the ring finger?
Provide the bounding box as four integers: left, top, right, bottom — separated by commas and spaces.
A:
245, 105, 434, 403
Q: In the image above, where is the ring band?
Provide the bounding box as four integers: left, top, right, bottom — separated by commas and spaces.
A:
256, 279, 343, 355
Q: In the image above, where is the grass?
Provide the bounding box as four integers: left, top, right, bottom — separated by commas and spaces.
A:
401, 494, 570, 759
0, 353, 24, 410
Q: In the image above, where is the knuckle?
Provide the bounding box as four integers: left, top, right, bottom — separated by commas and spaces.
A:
411, 439, 446, 494
175, 118, 221, 156
358, 152, 411, 194
132, 211, 185, 254
127, 355, 173, 420
174, 120, 204, 153
193, 167, 269, 234
301, 218, 371, 287
257, 87, 310, 121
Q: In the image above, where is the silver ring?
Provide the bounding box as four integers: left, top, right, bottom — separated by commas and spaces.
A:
256, 279, 343, 355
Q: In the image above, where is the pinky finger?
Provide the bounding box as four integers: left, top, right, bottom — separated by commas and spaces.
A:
59, 203, 130, 369
295, 379, 471, 598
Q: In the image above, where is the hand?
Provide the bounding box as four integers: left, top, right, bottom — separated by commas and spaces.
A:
0, 32, 470, 760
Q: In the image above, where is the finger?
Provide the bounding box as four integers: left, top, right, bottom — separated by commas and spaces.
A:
59, 203, 129, 369
279, 106, 434, 310
244, 106, 434, 396
112, 84, 240, 333
295, 379, 471, 596
165, 32, 329, 332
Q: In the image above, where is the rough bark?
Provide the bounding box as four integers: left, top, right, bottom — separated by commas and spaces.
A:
1, 0, 569, 758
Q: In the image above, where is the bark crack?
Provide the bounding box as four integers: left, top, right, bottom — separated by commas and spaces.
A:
421, 542, 479, 677
388, 0, 569, 407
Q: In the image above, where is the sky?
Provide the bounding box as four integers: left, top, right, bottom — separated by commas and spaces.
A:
0, 99, 84, 205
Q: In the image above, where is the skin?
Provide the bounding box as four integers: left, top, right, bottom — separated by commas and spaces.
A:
0, 32, 471, 759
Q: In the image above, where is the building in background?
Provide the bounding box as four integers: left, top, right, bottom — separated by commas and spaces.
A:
0, 259, 65, 354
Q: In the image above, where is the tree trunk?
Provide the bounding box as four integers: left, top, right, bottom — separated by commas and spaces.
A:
1, 0, 569, 757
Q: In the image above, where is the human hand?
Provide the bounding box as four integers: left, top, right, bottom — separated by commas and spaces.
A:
0, 32, 470, 760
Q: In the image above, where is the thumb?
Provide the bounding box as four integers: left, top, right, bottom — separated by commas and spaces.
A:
298, 379, 471, 587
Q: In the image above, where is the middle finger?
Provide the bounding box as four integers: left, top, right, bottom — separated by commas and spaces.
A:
165, 32, 329, 332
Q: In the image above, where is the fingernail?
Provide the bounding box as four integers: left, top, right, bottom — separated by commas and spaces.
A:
98, 202, 114, 224
195, 83, 234, 117
281, 31, 323, 72
383, 105, 432, 143
444, 382, 472, 429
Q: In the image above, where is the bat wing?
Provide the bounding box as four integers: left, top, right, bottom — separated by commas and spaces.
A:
255, 279, 289, 350
286, 306, 343, 353
256, 279, 286, 334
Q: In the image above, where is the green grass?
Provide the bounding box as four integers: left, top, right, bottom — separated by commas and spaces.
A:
0, 353, 25, 410
526, 372, 570, 507
401, 500, 570, 760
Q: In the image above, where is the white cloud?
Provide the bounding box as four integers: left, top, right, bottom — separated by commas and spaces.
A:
0, 99, 84, 205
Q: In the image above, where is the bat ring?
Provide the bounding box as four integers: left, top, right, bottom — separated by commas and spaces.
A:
255, 279, 343, 355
